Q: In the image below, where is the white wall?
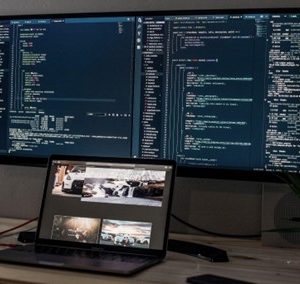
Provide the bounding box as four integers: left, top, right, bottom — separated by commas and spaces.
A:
0, 0, 298, 235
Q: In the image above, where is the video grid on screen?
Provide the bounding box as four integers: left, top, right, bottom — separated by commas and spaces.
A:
52, 164, 166, 207
50, 215, 153, 248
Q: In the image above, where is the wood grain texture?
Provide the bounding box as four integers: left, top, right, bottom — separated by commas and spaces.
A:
0, 218, 300, 284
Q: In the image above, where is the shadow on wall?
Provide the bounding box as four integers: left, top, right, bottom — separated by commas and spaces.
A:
0, 164, 46, 219
170, 177, 263, 236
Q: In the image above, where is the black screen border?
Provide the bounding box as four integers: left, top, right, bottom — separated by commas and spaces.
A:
35, 155, 176, 257
0, 7, 299, 182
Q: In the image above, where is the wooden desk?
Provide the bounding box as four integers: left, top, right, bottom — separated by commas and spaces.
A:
0, 217, 300, 284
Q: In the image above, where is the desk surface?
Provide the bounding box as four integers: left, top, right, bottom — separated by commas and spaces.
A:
0, 217, 299, 284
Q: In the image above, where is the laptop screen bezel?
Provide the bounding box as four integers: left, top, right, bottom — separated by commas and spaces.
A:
35, 154, 176, 257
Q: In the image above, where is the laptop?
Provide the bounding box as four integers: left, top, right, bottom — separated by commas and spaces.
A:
0, 155, 176, 275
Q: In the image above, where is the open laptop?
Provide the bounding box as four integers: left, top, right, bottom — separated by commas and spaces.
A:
0, 155, 176, 275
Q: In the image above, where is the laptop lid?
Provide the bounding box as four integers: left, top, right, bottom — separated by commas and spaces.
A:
35, 155, 176, 257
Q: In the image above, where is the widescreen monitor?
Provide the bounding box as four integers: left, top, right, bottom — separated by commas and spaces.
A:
0, 9, 299, 181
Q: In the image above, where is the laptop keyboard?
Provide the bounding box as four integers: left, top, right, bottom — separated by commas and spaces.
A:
28, 245, 151, 263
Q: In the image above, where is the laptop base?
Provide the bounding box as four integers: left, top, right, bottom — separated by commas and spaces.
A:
0, 245, 161, 276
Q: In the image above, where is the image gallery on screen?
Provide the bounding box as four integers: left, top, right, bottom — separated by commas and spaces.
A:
48, 161, 166, 249
51, 215, 152, 249
52, 164, 166, 207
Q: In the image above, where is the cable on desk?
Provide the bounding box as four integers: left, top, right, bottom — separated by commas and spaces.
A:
0, 225, 37, 240
0, 217, 38, 236
171, 214, 261, 238
0, 243, 17, 248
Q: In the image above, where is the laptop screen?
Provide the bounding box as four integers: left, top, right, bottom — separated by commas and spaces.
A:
37, 156, 175, 251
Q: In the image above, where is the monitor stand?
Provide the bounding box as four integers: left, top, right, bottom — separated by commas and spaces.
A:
167, 239, 229, 262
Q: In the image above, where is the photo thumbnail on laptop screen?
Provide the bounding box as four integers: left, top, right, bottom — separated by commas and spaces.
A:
39, 158, 174, 250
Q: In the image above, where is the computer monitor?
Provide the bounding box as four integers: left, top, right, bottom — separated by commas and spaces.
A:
0, 9, 299, 181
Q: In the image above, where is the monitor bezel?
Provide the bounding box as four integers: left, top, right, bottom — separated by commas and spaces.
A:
0, 7, 299, 182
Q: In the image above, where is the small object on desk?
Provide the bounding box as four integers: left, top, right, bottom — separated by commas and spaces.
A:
168, 239, 229, 262
186, 274, 255, 284
17, 231, 36, 243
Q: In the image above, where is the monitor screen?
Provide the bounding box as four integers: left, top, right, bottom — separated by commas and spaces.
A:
0, 9, 299, 179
